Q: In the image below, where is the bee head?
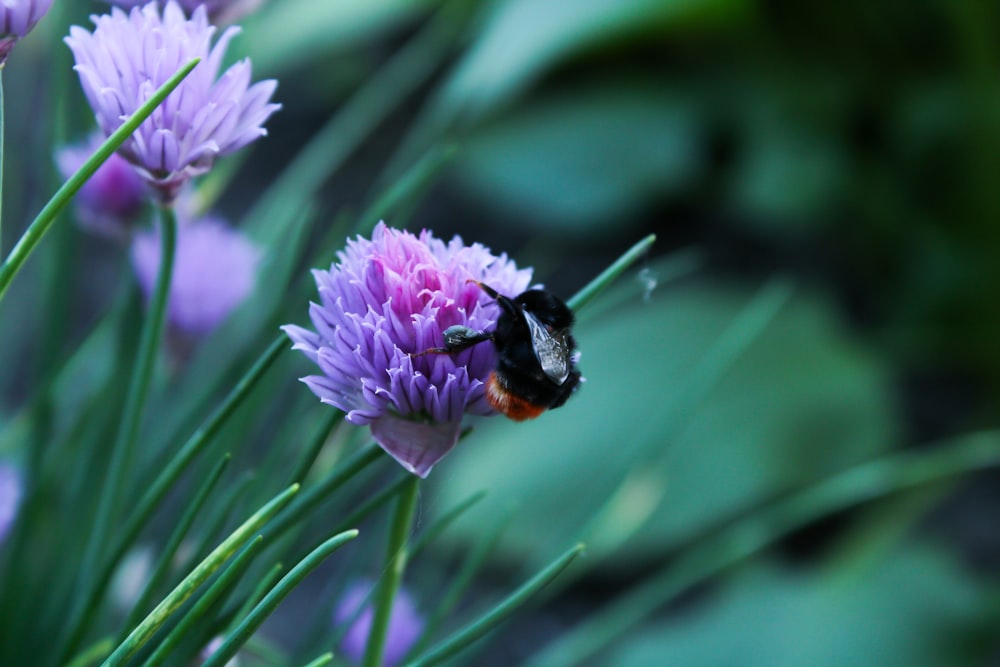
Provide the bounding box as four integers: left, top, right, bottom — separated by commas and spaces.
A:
514, 289, 574, 330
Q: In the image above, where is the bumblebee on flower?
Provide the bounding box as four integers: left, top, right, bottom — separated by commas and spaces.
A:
283, 222, 582, 478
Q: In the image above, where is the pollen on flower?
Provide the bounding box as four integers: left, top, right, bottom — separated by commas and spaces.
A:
282, 222, 533, 477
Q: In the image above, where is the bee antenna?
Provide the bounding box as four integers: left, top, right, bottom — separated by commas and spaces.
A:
468, 280, 519, 316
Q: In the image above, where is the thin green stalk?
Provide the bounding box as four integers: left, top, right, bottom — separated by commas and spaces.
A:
0, 57, 199, 303
567, 234, 656, 312
64, 639, 113, 667
61, 335, 286, 661
525, 431, 1000, 667
79, 206, 177, 605
403, 544, 586, 667
203, 530, 361, 667
140, 538, 265, 667
225, 562, 284, 635
286, 408, 342, 486
101, 484, 300, 667
120, 455, 232, 640
363, 476, 421, 667
301, 653, 333, 667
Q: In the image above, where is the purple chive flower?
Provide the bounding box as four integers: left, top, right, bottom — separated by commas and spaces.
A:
335, 582, 424, 667
56, 133, 149, 241
109, 0, 266, 24
0, 463, 22, 545
283, 222, 533, 477
0, 0, 52, 65
131, 215, 261, 336
65, 2, 280, 204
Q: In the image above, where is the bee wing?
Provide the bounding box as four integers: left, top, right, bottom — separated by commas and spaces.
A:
523, 310, 571, 385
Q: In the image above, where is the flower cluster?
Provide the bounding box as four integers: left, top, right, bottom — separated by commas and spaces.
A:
131, 215, 262, 337
65, 1, 280, 203
283, 222, 532, 477
0, 0, 52, 64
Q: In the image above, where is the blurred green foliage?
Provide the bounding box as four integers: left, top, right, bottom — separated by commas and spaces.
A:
2, 0, 1000, 665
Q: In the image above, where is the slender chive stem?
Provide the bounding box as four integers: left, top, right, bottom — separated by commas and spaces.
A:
404, 544, 585, 667
84, 205, 176, 576
140, 538, 265, 667
64, 639, 113, 667
59, 336, 285, 663
119, 455, 231, 640
363, 476, 421, 667
567, 234, 656, 312
102, 485, 300, 667
0, 57, 199, 304
302, 653, 334, 667
203, 530, 360, 667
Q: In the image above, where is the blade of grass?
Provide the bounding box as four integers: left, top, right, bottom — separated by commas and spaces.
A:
362, 477, 421, 667
0, 58, 200, 303
119, 455, 232, 640
403, 544, 586, 667
101, 484, 300, 667
202, 530, 361, 667
224, 562, 285, 635
140, 537, 265, 667
566, 234, 656, 312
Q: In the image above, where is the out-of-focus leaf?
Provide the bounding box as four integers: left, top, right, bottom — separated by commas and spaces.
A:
455, 84, 704, 233
433, 280, 896, 567
606, 547, 987, 667
441, 0, 751, 116
241, 0, 432, 75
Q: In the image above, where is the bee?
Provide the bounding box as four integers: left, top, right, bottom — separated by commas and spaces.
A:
415, 281, 582, 421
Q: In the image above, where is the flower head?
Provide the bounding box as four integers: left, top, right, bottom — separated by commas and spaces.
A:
65, 2, 280, 203
283, 222, 533, 477
131, 215, 262, 336
109, 0, 266, 24
335, 582, 424, 667
0, 0, 52, 65
57, 133, 149, 241
0, 463, 22, 545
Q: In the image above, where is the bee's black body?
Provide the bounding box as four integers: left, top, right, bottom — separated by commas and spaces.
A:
418, 281, 582, 420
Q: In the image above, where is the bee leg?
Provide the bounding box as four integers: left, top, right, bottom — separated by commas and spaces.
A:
411, 325, 493, 357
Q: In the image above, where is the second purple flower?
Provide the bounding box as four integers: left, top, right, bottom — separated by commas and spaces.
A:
65, 1, 280, 204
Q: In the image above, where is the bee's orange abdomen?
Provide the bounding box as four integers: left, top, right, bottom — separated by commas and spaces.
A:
486, 372, 546, 421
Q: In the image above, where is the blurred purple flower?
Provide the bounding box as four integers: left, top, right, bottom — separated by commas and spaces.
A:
283, 222, 532, 477
131, 215, 261, 336
0, 0, 52, 64
335, 582, 424, 667
65, 2, 280, 204
56, 133, 148, 241
109, 0, 266, 24
197, 636, 240, 667
0, 463, 22, 545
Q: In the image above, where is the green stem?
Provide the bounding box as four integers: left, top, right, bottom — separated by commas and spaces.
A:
0, 57, 199, 304
567, 234, 656, 312
363, 476, 421, 667
71, 207, 177, 651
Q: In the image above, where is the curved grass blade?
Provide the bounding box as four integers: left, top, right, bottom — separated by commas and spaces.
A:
224, 562, 284, 635
0, 58, 200, 303
140, 537, 264, 667
60, 335, 286, 663
567, 234, 656, 313
101, 484, 300, 667
301, 653, 334, 667
526, 431, 1000, 667
120, 454, 231, 640
202, 530, 360, 667
402, 544, 585, 667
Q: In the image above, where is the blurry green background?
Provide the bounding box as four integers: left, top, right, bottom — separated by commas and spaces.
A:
5, 0, 1000, 665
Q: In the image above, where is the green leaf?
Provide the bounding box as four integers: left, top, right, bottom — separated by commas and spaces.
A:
455, 84, 704, 232
440, 0, 750, 115
606, 549, 987, 667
